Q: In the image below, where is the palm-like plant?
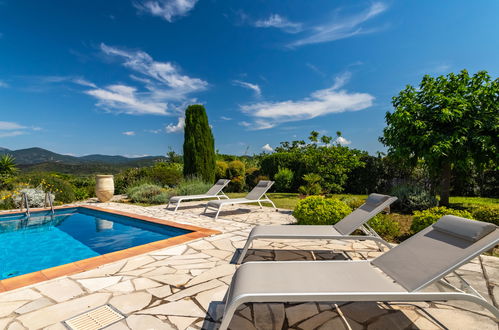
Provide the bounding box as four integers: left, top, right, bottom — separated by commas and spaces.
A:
0, 154, 18, 177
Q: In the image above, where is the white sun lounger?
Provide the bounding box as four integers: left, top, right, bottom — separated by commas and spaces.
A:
167, 179, 230, 212
220, 215, 499, 329
204, 180, 276, 220
236, 193, 397, 264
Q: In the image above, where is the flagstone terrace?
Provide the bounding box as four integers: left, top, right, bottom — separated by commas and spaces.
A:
0, 201, 497, 329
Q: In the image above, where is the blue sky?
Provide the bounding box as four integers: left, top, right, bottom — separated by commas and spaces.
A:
0, 0, 498, 157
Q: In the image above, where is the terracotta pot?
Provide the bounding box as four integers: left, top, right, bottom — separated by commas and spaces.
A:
95, 175, 114, 202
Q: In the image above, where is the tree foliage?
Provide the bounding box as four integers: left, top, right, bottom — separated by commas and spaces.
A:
380, 70, 498, 205
183, 104, 216, 183
260, 131, 365, 193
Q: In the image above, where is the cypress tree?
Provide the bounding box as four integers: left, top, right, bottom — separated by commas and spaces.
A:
183, 104, 216, 182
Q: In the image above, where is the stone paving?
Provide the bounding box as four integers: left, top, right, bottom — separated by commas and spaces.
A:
0, 201, 498, 329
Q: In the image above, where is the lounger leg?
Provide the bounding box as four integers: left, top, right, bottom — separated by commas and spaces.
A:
257, 201, 262, 208
215, 207, 221, 220
237, 236, 254, 264
204, 206, 209, 213
269, 200, 277, 210
166, 202, 170, 209
174, 202, 180, 213
219, 301, 241, 330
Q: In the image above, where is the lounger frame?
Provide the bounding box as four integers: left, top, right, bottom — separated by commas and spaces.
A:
236, 195, 397, 264
220, 219, 499, 329
203, 182, 276, 220
167, 179, 230, 212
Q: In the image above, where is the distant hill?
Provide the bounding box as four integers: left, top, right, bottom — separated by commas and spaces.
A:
0, 147, 167, 174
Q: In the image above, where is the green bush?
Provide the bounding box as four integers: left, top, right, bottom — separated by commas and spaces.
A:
411, 206, 473, 233
340, 196, 365, 209
9, 173, 76, 203
227, 160, 246, 192
127, 183, 174, 204
293, 196, 351, 225
391, 184, 437, 213
176, 177, 212, 196
216, 161, 229, 179
145, 162, 183, 186
470, 205, 499, 225
274, 168, 294, 192
245, 167, 260, 188
298, 173, 322, 196
367, 214, 400, 240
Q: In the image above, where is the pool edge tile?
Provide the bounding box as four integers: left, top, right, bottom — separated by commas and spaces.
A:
1, 271, 48, 291
41, 263, 83, 279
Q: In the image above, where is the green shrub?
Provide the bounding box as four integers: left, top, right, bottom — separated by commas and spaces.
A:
411, 206, 473, 233
298, 173, 322, 196
176, 177, 212, 196
245, 167, 260, 187
340, 196, 365, 209
274, 168, 294, 192
391, 184, 437, 213
9, 173, 76, 203
216, 161, 229, 179
227, 160, 246, 192
0, 190, 15, 210
127, 183, 174, 204
368, 214, 400, 240
293, 196, 351, 225
228, 160, 245, 177
470, 205, 499, 225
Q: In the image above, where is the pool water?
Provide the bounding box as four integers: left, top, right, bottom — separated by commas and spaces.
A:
0, 207, 191, 280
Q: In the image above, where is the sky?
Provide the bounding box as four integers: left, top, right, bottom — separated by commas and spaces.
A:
0, 0, 498, 157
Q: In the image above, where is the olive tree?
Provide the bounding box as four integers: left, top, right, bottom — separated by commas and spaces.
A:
380, 70, 498, 205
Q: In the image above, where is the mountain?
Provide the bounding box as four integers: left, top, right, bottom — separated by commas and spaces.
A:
0, 147, 167, 174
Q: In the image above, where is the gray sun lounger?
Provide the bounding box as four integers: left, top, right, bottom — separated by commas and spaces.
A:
236, 193, 397, 264
167, 179, 230, 212
204, 180, 276, 220
220, 215, 499, 329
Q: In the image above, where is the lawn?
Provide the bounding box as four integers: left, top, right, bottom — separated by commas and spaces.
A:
227, 193, 498, 211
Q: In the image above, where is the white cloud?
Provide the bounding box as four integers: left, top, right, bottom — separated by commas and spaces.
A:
165, 116, 185, 133
72, 78, 96, 88
220, 116, 232, 121
335, 136, 351, 145
145, 128, 162, 134
134, 0, 198, 22
84, 44, 207, 115
86, 84, 167, 115
289, 2, 388, 47
0, 121, 26, 130
0, 80, 8, 88
122, 131, 136, 136
0, 121, 38, 138
261, 143, 274, 152
0, 131, 25, 138
232, 80, 261, 97
240, 72, 374, 130
254, 14, 303, 33
238, 121, 251, 127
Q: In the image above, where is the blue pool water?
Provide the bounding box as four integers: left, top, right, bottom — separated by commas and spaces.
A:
0, 207, 191, 280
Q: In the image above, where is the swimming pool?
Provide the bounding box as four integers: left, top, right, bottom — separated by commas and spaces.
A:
0, 207, 193, 280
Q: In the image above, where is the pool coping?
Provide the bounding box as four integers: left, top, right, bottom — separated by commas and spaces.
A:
0, 205, 221, 292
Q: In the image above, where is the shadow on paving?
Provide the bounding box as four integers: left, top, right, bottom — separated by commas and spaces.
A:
201, 301, 435, 329
231, 249, 350, 264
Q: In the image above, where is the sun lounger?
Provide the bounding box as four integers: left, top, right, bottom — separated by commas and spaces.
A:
167, 179, 230, 212
220, 215, 499, 329
236, 193, 397, 264
204, 180, 276, 220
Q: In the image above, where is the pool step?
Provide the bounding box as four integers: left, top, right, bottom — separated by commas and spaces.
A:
63, 305, 125, 330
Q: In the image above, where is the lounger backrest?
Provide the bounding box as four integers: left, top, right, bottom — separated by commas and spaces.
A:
371, 215, 499, 292
206, 179, 230, 195
245, 181, 274, 200
333, 194, 397, 235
